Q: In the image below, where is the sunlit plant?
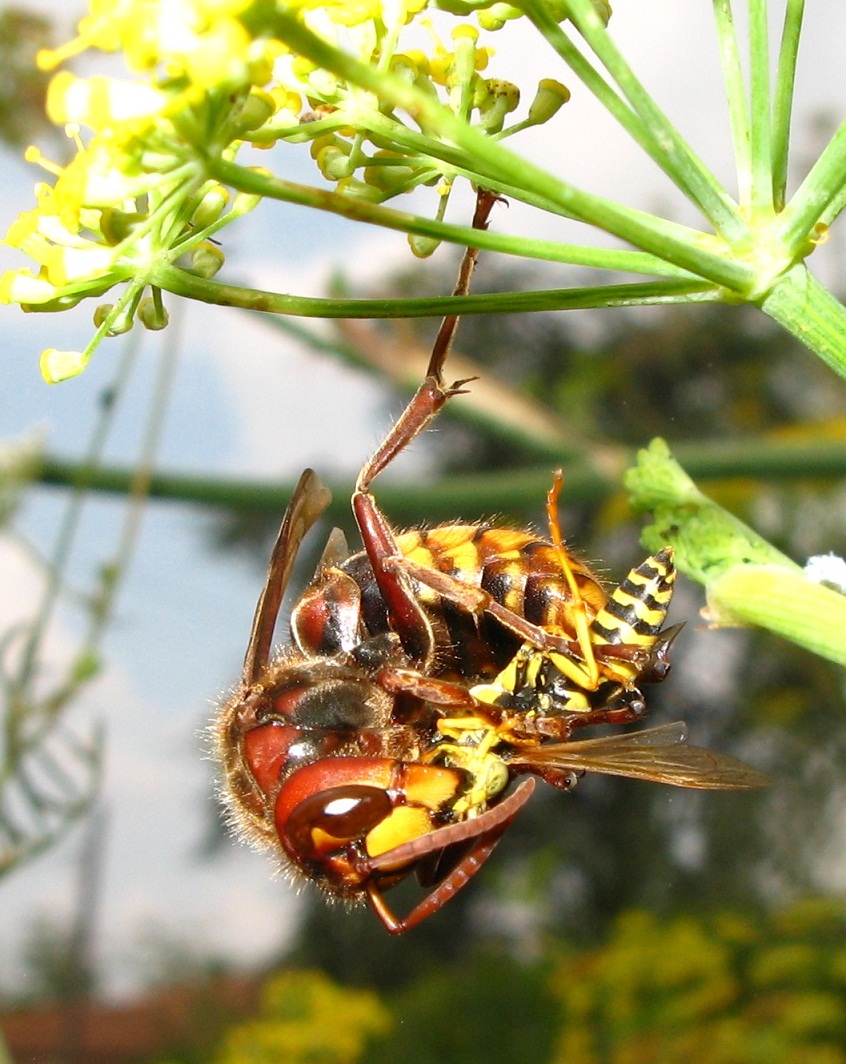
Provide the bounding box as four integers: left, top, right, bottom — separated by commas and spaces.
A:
2, 1, 845, 667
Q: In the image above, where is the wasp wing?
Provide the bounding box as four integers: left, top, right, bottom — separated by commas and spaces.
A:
509, 722, 769, 790
243, 469, 332, 684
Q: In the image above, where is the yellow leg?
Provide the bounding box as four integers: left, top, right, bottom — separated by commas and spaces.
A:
428, 721, 508, 816
546, 470, 600, 689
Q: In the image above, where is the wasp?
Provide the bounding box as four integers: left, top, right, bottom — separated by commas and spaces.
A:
215, 195, 767, 935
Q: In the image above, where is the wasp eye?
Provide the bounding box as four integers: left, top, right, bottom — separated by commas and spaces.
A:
284, 784, 393, 856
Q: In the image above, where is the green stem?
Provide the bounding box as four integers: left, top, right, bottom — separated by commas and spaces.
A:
152, 264, 717, 317
760, 264, 846, 379
36, 434, 846, 522
748, 0, 774, 217
777, 117, 846, 238
529, 0, 747, 241
210, 158, 697, 278
771, 0, 805, 211
713, 0, 751, 209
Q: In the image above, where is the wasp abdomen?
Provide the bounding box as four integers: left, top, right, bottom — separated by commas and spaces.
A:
590, 547, 675, 648
401, 525, 606, 625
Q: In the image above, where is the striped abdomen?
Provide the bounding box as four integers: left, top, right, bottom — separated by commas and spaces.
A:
333, 523, 608, 682
394, 523, 608, 680
590, 547, 676, 650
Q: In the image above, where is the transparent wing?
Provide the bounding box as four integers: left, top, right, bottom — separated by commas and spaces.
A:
509, 722, 770, 790
243, 469, 332, 684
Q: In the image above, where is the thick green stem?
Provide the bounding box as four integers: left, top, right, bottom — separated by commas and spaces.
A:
37, 435, 846, 522
760, 264, 846, 379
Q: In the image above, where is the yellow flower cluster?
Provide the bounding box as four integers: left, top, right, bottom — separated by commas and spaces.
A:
2, 0, 574, 379
214, 969, 392, 1064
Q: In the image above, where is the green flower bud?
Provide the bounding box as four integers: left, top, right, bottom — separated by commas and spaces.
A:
93, 302, 133, 335
192, 184, 229, 229
478, 3, 522, 31
335, 176, 382, 201
364, 151, 419, 192
189, 241, 225, 279
526, 79, 570, 125
238, 89, 275, 133
317, 144, 354, 181
93, 303, 112, 329
408, 233, 441, 257
137, 296, 169, 330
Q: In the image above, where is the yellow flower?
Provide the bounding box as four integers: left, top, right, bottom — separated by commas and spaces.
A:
0, 269, 63, 306
40, 349, 91, 384
47, 72, 169, 128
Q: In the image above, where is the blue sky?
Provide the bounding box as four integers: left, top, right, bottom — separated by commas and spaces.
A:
2, 0, 845, 997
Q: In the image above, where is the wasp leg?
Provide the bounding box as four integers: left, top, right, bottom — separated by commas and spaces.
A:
376, 667, 481, 710
350, 352, 472, 665
350, 189, 499, 666
354, 189, 498, 499
545, 469, 600, 689
383, 554, 590, 668
364, 778, 535, 934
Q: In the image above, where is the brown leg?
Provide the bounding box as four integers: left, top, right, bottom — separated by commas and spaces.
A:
350, 188, 501, 664
383, 554, 589, 664
364, 777, 535, 934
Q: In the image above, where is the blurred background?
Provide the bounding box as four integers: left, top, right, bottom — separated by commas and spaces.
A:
1, 2, 846, 1062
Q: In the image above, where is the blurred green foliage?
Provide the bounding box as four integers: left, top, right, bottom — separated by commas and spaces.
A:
197, 899, 846, 1064
0, 8, 54, 148
550, 898, 846, 1064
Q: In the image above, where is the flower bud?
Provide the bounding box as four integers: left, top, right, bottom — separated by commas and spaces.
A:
40, 348, 89, 383
477, 79, 520, 133
137, 296, 169, 330
478, 3, 521, 31
364, 151, 418, 192
94, 301, 133, 335
526, 79, 570, 126
408, 232, 441, 257
238, 89, 275, 133
316, 144, 354, 181
189, 241, 225, 278
192, 185, 229, 229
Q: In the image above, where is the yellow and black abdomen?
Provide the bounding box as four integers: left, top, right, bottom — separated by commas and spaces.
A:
395, 524, 609, 680
589, 547, 675, 650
